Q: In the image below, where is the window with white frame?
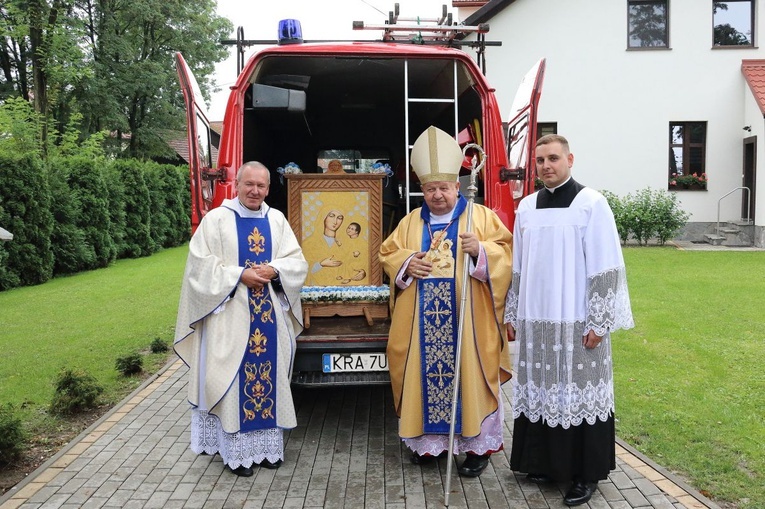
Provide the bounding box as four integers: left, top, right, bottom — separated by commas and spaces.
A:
628, 0, 669, 48
713, 1, 754, 46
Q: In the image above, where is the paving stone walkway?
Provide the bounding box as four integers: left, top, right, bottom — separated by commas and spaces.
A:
0, 359, 720, 509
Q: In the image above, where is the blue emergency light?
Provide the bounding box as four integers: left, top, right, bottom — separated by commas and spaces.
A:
278, 19, 303, 45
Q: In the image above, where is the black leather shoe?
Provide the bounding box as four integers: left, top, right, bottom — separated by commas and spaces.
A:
563, 480, 597, 506
457, 454, 490, 477
259, 458, 283, 469
526, 472, 555, 484
410, 451, 436, 465
228, 464, 254, 477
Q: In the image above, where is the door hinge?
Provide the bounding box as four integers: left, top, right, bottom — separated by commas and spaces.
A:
202, 168, 226, 181
500, 167, 525, 182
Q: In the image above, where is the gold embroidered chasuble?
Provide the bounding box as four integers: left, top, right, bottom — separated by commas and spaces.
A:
379, 204, 513, 438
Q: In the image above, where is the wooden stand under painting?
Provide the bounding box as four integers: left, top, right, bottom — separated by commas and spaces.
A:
285, 166, 388, 328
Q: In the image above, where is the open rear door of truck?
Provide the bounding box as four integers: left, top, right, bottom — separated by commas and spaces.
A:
505, 59, 546, 205
175, 52, 215, 230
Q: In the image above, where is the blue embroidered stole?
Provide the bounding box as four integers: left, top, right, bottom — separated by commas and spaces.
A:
234, 211, 278, 431
418, 196, 467, 434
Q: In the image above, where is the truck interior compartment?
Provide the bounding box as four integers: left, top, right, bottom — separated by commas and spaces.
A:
241, 55, 484, 217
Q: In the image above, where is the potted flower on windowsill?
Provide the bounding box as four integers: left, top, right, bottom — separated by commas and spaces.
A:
668, 172, 707, 190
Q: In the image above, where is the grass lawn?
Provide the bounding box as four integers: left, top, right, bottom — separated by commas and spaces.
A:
0, 245, 763, 508
616, 247, 765, 509
0, 246, 187, 429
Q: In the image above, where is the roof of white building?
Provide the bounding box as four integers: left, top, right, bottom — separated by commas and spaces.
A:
742, 60, 765, 116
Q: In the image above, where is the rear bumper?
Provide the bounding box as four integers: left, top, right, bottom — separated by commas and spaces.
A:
291, 370, 390, 386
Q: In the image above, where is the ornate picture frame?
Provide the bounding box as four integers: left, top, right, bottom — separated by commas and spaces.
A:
285, 172, 387, 327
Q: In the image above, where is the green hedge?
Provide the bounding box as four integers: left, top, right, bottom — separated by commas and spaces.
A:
0, 153, 55, 289
0, 151, 191, 291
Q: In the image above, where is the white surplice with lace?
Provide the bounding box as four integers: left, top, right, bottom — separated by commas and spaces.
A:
503, 188, 634, 429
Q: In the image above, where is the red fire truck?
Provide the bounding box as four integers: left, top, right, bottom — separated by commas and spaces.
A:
175, 5, 544, 386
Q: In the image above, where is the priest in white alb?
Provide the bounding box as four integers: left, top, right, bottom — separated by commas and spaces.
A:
504, 135, 634, 506
175, 161, 307, 477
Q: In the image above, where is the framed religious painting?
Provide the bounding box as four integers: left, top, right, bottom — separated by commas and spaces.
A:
285, 168, 388, 327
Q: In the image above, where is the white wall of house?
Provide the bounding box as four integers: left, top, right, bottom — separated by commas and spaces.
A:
465, 0, 764, 229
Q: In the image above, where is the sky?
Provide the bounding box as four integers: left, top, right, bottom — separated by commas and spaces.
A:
207, 0, 462, 119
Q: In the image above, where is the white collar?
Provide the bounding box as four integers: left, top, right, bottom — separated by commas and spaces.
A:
227, 199, 269, 218
545, 176, 572, 194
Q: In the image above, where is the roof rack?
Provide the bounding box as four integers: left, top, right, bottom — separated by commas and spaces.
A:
353, 3, 499, 73
220, 3, 500, 76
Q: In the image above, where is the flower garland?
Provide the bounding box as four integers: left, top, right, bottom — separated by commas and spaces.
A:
301, 285, 390, 304
276, 162, 302, 184
369, 162, 393, 176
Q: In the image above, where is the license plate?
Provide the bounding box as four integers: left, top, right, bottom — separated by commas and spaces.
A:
322, 353, 389, 373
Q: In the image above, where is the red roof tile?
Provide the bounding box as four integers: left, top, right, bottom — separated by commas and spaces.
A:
742, 59, 765, 115
165, 130, 219, 165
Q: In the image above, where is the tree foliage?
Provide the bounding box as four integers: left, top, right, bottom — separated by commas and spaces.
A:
1, 97, 191, 291
0, 0, 232, 159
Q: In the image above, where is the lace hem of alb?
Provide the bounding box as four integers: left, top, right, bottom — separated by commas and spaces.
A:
190, 409, 283, 468
512, 378, 614, 429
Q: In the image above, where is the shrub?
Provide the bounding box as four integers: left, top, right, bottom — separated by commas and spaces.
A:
115, 353, 143, 376
0, 152, 55, 289
150, 337, 169, 353
601, 187, 689, 246
50, 369, 103, 415
52, 156, 117, 269
601, 190, 630, 244
652, 189, 690, 244
144, 162, 190, 249
0, 404, 26, 467
627, 188, 658, 246
47, 164, 96, 274
113, 159, 153, 258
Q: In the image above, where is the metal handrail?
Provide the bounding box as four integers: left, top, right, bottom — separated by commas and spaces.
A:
716, 186, 751, 236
